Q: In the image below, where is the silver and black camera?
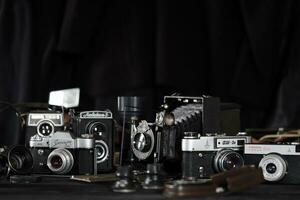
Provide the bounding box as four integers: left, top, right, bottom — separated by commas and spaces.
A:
182, 132, 251, 179
29, 130, 96, 175
24, 88, 112, 175
244, 143, 300, 184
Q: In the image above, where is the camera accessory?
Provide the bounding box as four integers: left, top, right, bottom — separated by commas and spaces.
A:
29, 131, 96, 175
72, 110, 114, 173
0, 146, 33, 178
244, 143, 300, 184
141, 163, 164, 190
112, 165, 137, 193
48, 88, 80, 108
182, 132, 251, 179
118, 96, 147, 121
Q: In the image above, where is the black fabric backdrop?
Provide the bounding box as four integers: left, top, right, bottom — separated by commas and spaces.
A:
0, 0, 299, 144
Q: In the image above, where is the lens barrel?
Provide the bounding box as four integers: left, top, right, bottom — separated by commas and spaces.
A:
47, 148, 74, 174
214, 149, 244, 172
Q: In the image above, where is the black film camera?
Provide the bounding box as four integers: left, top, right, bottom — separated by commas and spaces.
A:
72, 110, 114, 173
181, 132, 251, 179
244, 143, 300, 184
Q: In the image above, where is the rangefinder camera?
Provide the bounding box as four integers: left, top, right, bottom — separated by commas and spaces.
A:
29, 130, 96, 175
182, 132, 251, 179
244, 143, 300, 184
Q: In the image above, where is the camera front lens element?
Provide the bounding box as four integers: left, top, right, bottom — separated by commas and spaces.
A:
133, 133, 151, 152
50, 155, 63, 169
266, 163, 277, 174
88, 122, 106, 136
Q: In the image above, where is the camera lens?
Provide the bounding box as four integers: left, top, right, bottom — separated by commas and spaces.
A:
37, 121, 54, 136
131, 120, 154, 160
259, 154, 287, 182
47, 149, 74, 174
88, 122, 106, 136
50, 155, 63, 169
95, 141, 109, 163
214, 149, 244, 172
266, 163, 277, 174
7, 146, 33, 175
133, 133, 151, 152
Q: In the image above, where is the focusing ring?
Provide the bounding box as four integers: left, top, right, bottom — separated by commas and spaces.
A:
95, 140, 109, 163
259, 154, 287, 182
214, 149, 244, 172
47, 148, 74, 174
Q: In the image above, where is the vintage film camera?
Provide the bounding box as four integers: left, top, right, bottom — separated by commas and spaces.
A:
244, 143, 300, 184
24, 88, 114, 175
181, 132, 251, 179
129, 95, 240, 170
29, 130, 96, 175
72, 110, 114, 173
129, 96, 221, 165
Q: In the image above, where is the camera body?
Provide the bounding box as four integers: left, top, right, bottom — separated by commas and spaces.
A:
72, 110, 114, 173
244, 144, 300, 184
182, 133, 251, 179
129, 96, 221, 166
29, 131, 96, 175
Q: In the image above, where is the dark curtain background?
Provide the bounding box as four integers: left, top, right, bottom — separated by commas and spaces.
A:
0, 0, 299, 144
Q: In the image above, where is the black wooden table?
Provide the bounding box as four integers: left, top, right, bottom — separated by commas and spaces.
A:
0, 176, 298, 200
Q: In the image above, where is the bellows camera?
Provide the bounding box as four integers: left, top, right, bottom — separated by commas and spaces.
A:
181, 132, 251, 179
244, 143, 300, 184
129, 96, 222, 165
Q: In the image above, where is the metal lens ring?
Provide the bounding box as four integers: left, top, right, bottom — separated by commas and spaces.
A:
47, 148, 74, 174
131, 120, 154, 160
259, 154, 287, 182
37, 120, 55, 137
214, 149, 244, 172
95, 140, 109, 163
7, 146, 33, 175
